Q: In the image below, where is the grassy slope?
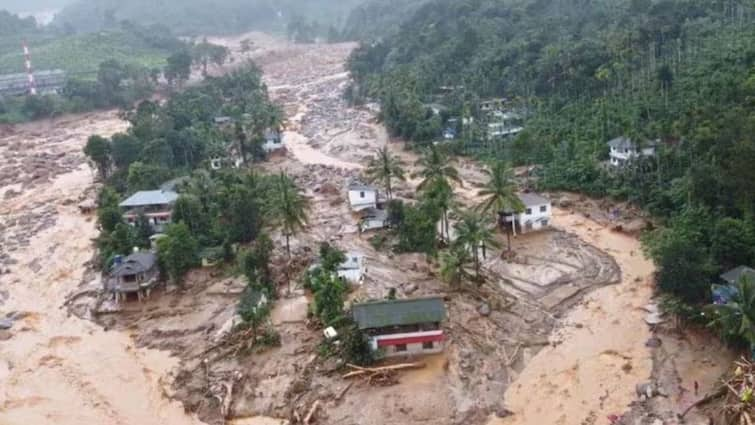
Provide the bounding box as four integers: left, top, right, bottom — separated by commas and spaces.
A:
0, 31, 169, 75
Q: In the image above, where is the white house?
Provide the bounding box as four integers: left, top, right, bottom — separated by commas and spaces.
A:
336, 252, 366, 285
360, 207, 389, 232
487, 111, 523, 139
262, 129, 284, 152
608, 137, 658, 167
347, 180, 378, 211
501, 192, 552, 235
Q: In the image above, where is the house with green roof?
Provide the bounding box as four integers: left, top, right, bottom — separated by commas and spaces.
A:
352, 296, 446, 358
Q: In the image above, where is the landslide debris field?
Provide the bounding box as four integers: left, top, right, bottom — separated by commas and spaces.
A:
0, 34, 694, 425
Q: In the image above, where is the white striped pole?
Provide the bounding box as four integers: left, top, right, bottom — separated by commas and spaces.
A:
22, 41, 37, 96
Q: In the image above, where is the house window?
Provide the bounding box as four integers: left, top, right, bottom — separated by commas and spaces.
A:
395, 344, 407, 352
526, 208, 532, 215
360, 191, 365, 198
542, 219, 549, 226
540, 205, 547, 213
422, 341, 434, 350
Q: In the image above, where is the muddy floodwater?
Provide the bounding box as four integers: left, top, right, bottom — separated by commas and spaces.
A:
0, 112, 205, 425
0, 33, 726, 425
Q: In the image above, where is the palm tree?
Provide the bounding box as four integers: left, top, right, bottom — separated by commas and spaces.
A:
708, 277, 755, 349
476, 160, 523, 252
414, 145, 461, 191
271, 172, 309, 259
414, 146, 461, 243
364, 146, 405, 200
454, 211, 501, 282
439, 246, 473, 289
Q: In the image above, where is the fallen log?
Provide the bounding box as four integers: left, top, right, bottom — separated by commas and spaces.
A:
679, 386, 727, 418
342, 362, 425, 379
304, 400, 320, 424
335, 383, 352, 402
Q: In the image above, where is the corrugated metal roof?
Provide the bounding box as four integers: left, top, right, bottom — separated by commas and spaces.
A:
518, 192, 549, 207
348, 179, 377, 191
120, 190, 178, 208
721, 266, 755, 285
352, 296, 446, 330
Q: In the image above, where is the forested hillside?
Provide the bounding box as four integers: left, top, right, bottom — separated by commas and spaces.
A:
54, 0, 365, 36
340, 0, 428, 41
348, 0, 755, 322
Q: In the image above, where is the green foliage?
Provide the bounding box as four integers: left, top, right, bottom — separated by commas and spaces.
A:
165, 50, 192, 86
349, 0, 755, 314
157, 222, 199, 285
310, 270, 347, 327
269, 172, 309, 257
453, 210, 500, 282
172, 195, 209, 240
646, 228, 716, 304
84, 135, 112, 179
364, 146, 406, 200
476, 160, 523, 218
339, 323, 375, 366
396, 203, 438, 254
319, 243, 347, 273
240, 233, 274, 290
708, 277, 755, 348
440, 245, 473, 288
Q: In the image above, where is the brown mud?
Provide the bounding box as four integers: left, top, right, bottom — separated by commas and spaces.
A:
0, 34, 733, 425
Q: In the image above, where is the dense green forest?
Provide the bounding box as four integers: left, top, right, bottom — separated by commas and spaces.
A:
54, 0, 366, 36
340, 0, 428, 41
348, 0, 755, 331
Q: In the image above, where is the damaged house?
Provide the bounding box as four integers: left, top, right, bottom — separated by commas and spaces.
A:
352, 296, 446, 358
106, 251, 159, 302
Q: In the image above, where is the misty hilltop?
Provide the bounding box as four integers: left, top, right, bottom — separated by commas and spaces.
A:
53, 0, 367, 35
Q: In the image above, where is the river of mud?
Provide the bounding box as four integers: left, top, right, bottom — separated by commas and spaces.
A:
0, 112, 205, 425
0, 33, 726, 425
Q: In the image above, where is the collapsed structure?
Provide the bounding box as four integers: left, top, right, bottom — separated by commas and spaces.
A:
106, 251, 159, 302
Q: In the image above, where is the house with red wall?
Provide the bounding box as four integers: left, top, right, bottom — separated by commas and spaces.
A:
352, 296, 446, 358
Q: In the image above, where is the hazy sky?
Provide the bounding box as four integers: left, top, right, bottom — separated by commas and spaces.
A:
2, 0, 73, 14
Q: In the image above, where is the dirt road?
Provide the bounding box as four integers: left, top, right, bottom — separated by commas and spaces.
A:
0, 112, 204, 425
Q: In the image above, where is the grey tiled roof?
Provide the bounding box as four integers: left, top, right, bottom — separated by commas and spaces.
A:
352, 296, 446, 330
111, 252, 157, 277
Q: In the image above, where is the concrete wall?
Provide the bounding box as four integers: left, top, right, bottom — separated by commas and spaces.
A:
515, 202, 551, 233
370, 330, 445, 358
348, 189, 377, 211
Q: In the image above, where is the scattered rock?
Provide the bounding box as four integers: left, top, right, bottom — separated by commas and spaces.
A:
645, 337, 662, 348
496, 407, 514, 418
402, 282, 418, 295
0, 318, 13, 330
0, 330, 12, 341
478, 303, 491, 317
636, 382, 658, 399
